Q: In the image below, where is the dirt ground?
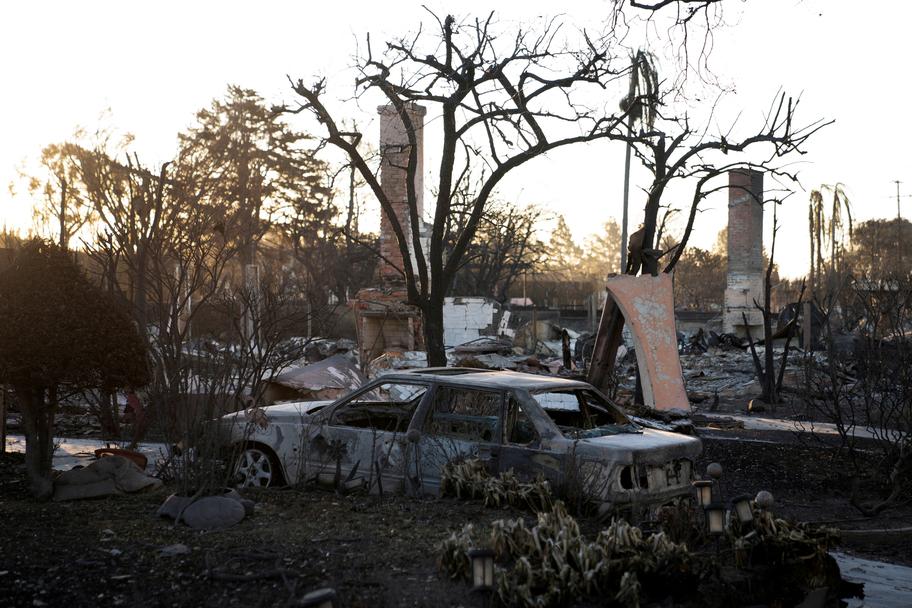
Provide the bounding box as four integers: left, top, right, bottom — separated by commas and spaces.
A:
1, 429, 910, 608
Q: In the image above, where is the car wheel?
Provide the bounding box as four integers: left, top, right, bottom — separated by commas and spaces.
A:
234, 446, 281, 488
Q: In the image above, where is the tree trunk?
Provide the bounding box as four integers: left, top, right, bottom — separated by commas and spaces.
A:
58, 179, 68, 250
587, 149, 667, 391
423, 299, 447, 367
16, 385, 56, 499
587, 300, 625, 393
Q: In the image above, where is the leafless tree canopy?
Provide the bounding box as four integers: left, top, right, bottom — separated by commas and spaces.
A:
285, 12, 642, 363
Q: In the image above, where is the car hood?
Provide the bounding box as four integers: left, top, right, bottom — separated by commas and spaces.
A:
260, 400, 334, 422
220, 400, 333, 424
578, 428, 701, 464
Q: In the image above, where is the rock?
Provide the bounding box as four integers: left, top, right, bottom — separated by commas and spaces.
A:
158, 489, 255, 527
222, 488, 256, 515
239, 498, 255, 516
156, 494, 195, 520
180, 496, 246, 530
159, 543, 191, 557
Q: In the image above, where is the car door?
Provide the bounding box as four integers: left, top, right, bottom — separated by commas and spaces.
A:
498, 390, 566, 489
414, 383, 505, 494
302, 379, 430, 492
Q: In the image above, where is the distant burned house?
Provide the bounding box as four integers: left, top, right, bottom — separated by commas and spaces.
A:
261, 353, 365, 405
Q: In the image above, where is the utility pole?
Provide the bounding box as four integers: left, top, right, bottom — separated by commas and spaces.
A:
620, 112, 634, 273
896, 180, 902, 220
892, 180, 912, 270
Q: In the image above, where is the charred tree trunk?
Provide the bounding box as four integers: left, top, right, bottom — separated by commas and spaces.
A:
588, 301, 625, 393
16, 384, 57, 499
58, 179, 68, 250
588, 142, 668, 392
423, 298, 447, 367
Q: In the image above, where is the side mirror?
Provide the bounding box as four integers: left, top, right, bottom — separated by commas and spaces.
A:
406, 429, 421, 444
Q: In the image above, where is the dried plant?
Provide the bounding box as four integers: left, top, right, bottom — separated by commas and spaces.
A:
440, 458, 553, 512
438, 501, 691, 608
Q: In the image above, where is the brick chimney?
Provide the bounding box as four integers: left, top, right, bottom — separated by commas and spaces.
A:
377, 103, 426, 285
723, 169, 764, 336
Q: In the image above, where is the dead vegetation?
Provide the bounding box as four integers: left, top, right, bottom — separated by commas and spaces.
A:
802, 275, 912, 516
439, 502, 693, 608
440, 458, 553, 512
437, 492, 854, 608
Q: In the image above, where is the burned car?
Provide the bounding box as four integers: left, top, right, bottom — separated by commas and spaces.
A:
223, 369, 701, 510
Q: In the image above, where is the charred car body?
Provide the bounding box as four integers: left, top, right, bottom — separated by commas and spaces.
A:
223, 369, 701, 511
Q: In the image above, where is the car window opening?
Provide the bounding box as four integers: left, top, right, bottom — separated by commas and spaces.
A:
532, 389, 638, 439
330, 383, 427, 433
505, 397, 539, 446
427, 386, 502, 442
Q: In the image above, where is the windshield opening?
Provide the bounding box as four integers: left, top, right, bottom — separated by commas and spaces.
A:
531, 389, 637, 439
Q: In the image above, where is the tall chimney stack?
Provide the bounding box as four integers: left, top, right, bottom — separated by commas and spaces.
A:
723, 169, 764, 337
377, 103, 426, 285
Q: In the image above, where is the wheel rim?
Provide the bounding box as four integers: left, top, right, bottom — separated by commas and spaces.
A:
235, 448, 274, 488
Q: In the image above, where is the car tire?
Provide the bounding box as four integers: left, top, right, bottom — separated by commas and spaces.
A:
234, 445, 284, 488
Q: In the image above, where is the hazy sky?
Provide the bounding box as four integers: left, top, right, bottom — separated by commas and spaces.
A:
2, 0, 910, 278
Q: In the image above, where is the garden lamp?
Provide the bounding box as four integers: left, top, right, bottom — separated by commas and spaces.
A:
755, 490, 774, 511
731, 494, 754, 523
706, 462, 723, 480
704, 503, 726, 535
693, 480, 713, 506
468, 548, 495, 591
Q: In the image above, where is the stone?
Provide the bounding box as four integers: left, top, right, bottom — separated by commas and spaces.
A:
156, 494, 194, 520
222, 488, 256, 516
180, 496, 246, 530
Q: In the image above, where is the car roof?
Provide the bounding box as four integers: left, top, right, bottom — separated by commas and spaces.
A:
378, 368, 593, 391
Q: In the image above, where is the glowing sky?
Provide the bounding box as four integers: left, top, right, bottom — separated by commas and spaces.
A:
1, 0, 910, 278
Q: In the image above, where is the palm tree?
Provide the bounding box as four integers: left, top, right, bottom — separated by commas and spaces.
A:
808, 184, 852, 298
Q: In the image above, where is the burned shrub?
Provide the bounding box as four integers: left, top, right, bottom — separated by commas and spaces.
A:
802, 276, 912, 514
440, 458, 553, 512
438, 502, 693, 608
0, 240, 148, 498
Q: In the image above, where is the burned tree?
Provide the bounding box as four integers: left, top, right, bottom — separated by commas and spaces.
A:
803, 275, 912, 516
588, 91, 830, 392
286, 13, 632, 365
0, 240, 148, 498
446, 197, 546, 302
742, 202, 805, 406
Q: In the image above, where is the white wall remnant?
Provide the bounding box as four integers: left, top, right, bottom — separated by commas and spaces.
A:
442, 297, 498, 347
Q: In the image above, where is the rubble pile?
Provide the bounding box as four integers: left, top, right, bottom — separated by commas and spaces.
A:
675, 342, 805, 408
